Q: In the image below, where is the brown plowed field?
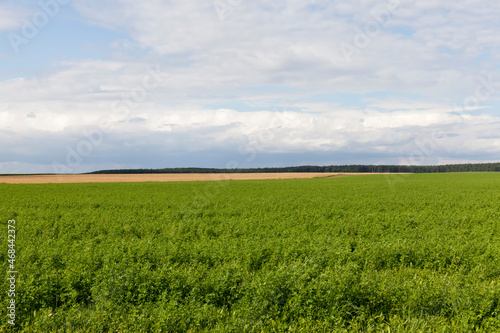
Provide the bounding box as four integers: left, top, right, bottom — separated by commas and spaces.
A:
0, 173, 397, 184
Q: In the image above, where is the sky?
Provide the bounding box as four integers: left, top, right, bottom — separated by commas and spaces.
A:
1, 0, 500, 174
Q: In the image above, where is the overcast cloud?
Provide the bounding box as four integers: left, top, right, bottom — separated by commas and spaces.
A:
1, 0, 500, 173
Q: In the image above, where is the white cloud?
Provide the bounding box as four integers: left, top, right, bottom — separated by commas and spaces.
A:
2, 67, 500, 168
0, 3, 32, 31
1, 1, 500, 173
70, 0, 500, 98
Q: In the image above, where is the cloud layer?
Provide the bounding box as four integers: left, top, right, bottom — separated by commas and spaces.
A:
1, 0, 500, 173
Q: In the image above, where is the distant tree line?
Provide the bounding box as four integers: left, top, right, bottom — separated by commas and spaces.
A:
86, 163, 500, 174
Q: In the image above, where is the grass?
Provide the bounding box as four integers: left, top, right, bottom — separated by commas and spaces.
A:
1, 173, 500, 331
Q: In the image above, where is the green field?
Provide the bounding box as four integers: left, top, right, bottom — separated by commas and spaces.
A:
1, 173, 500, 332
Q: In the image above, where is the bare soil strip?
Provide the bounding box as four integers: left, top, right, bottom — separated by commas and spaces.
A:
0, 173, 403, 184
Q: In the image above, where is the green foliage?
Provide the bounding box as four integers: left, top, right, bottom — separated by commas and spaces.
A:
1, 173, 500, 331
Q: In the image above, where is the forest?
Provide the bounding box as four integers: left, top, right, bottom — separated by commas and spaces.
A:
87, 162, 500, 174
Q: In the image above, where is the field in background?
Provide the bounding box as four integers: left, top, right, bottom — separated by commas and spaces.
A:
1, 173, 500, 331
0, 172, 392, 184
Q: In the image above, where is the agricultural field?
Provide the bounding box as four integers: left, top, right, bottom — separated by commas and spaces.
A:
0, 173, 347, 184
1, 173, 500, 332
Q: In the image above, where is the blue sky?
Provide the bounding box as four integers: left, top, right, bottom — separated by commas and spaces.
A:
1, 0, 500, 173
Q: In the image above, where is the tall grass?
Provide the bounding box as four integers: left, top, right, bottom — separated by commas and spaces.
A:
1, 173, 500, 331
